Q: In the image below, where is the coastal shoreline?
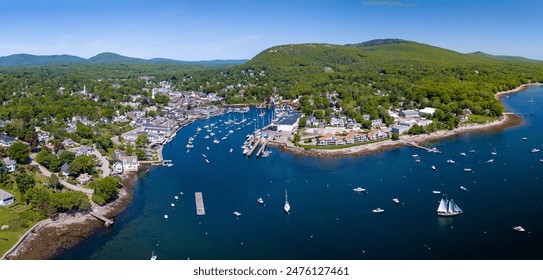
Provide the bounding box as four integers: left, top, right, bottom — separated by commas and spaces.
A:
4, 83, 536, 260
3, 172, 138, 260
269, 84, 534, 158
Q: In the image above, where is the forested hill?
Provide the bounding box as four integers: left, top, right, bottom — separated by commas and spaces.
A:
235, 39, 543, 130
0, 52, 248, 67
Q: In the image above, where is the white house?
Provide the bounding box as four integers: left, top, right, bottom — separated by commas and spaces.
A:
0, 134, 15, 147
4, 159, 17, 173
119, 155, 140, 171
61, 163, 70, 176
0, 189, 14, 206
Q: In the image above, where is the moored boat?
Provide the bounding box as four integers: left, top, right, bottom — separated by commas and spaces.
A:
460, 186, 467, 191
431, 165, 436, 171
513, 226, 525, 232
284, 189, 290, 213
530, 148, 540, 153
392, 198, 400, 204
353, 187, 366, 192
447, 159, 455, 164
257, 198, 264, 204
233, 211, 241, 217
372, 208, 384, 214
437, 196, 463, 217
432, 190, 441, 194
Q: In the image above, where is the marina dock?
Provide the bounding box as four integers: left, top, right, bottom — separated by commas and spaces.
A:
256, 137, 269, 158
195, 192, 206, 215
404, 141, 441, 153
246, 136, 261, 158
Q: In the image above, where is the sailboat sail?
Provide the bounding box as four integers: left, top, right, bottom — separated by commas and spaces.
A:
448, 199, 455, 213
437, 198, 448, 213
453, 203, 462, 213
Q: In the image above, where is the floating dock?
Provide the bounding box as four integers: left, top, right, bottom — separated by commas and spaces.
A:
195, 192, 206, 215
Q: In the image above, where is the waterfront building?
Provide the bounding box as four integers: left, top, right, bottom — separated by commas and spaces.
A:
276, 113, 302, 132
119, 155, 140, 171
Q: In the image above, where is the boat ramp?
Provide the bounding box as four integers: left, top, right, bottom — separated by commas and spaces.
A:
90, 212, 114, 226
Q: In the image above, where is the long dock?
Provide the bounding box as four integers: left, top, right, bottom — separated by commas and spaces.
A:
256, 138, 269, 158
404, 141, 441, 153
195, 192, 206, 215
246, 136, 261, 158
90, 212, 114, 226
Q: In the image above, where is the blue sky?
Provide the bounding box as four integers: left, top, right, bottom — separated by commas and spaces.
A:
0, 0, 541, 60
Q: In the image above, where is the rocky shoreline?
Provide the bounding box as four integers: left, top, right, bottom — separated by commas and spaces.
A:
4, 172, 138, 260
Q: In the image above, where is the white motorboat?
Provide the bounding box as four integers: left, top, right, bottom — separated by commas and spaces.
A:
257, 198, 264, 204
464, 168, 472, 172
372, 208, 384, 214
353, 187, 366, 192
432, 190, 441, 194
446, 159, 455, 164
164, 214, 168, 219
513, 226, 525, 232
171, 203, 175, 208
431, 165, 436, 171
174, 196, 178, 200
530, 148, 540, 153
486, 159, 494, 163
392, 198, 400, 204
460, 152, 467, 157
151, 251, 157, 260
460, 186, 467, 191
522, 137, 528, 141
233, 211, 241, 217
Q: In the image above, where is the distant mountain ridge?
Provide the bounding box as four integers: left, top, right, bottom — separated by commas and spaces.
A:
0, 52, 248, 67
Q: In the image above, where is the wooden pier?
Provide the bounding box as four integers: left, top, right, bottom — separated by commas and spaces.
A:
90, 212, 114, 226
195, 192, 206, 215
256, 138, 269, 158
404, 141, 441, 153
246, 137, 261, 158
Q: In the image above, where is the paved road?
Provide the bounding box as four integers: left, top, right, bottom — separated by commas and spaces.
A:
92, 145, 111, 178
30, 154, 93, 194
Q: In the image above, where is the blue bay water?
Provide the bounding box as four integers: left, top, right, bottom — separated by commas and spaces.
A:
57, 86, 543, 260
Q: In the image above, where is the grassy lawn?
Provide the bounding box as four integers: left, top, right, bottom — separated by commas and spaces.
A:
0, 201, 42, 257
467, 114, 498, 124
296, 138, 388, 150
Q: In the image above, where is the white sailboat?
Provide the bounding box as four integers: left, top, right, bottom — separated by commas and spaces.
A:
284, 189, 290, 213
437, 196, 463, 217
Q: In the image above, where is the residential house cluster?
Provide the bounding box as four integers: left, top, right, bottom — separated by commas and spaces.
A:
317, 129, 388, 146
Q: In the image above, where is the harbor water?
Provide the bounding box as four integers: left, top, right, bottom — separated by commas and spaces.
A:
57, 86, 543, 260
